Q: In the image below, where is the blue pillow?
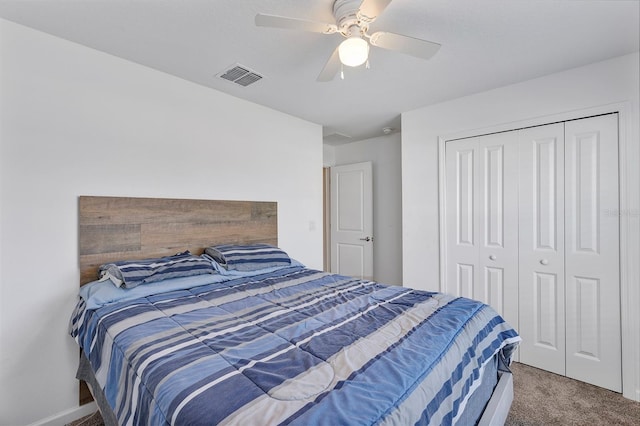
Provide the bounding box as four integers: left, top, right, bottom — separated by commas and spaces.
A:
204, 244, 291, 272
98, 251, 216, 289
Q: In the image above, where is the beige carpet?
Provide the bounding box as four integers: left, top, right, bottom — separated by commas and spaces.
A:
506, 362, 639, 425
68, 362, 639, 425
66, 410, 104, 426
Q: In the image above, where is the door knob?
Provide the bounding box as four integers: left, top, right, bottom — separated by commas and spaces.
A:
540, 259, 549, 265
359, 236, 373, 242
489, 255, 496, 261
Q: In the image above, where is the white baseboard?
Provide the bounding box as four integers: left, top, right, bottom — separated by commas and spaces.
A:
28, 402, 97, 426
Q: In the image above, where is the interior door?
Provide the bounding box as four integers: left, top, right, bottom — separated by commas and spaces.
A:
330, 162, 373, 280
518, 123, 566, 376
444, 132, 519, 328
564, 114, 621, 392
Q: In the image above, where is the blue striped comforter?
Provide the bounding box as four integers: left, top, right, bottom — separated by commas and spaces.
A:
70, 266, 520, 425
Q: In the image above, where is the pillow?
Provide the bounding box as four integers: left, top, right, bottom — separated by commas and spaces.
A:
204, 243, 291, 272
98, 251, 216, 289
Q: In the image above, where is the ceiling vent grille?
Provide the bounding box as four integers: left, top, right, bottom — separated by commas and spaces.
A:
218, 64, 263, 87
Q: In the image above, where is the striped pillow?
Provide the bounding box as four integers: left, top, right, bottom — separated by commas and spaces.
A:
204, 244, 291, 272
99, 251, 216, 289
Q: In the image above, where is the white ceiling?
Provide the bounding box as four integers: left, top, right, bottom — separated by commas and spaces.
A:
0, 0, 638, 144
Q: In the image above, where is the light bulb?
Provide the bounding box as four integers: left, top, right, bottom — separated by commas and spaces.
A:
338, 36, 369, 67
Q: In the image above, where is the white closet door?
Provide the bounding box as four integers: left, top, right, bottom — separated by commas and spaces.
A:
445, 133, 519, 327
445, 137, 480, 300
518, 123, 566, 376
444, 115, 622, 392
564, 114, 621, 392
477, 133, 519, 327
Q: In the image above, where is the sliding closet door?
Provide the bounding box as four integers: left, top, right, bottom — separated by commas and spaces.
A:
564, 114, 621, 392
445, 132, 519, 328
518, 123, 566, 376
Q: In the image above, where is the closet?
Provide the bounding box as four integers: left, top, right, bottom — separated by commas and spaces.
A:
443, 114, 621, 392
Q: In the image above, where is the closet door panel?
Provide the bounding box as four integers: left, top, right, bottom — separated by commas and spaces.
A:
565, 114, 621, 392
518, 123, 566, 376
444, 132, 518, 330
445, 138, 480, 299
477, 133, 519, 328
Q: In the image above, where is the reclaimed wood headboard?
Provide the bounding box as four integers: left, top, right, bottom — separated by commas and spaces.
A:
79, 196, 278, 285
77, 195, 277, 405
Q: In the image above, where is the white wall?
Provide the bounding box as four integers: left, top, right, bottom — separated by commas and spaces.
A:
322, 143, 336, 167
0, 19, 323, 425
325, 133, 403, 286
401, 53, 640, 401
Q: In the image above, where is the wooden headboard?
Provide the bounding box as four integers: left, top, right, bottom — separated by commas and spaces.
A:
77, 196, 277, 403
79, 196, 278, 285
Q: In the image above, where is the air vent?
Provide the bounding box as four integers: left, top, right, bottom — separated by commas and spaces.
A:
217, 64, 263, 87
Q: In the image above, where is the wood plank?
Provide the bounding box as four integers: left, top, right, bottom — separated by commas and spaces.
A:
79, 224, 141, 255
79, 196, 256, 225
78, 196, 277, 285
251, 202, 277, 220
140, 220, 277, 251
79, 379, 92, 406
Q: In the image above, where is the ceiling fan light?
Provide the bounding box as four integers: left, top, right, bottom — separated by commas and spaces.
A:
338, 36, 369, 67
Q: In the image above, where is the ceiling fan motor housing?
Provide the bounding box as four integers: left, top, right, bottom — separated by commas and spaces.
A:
333, 0, 369, 35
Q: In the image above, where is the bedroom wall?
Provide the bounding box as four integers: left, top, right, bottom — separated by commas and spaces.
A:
401, 52, 640, 401
0, 18, 323, 425
326, 133, 403, 286
322, 143, 336, 166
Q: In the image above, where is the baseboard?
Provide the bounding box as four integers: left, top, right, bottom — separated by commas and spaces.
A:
27, 402, 97, 426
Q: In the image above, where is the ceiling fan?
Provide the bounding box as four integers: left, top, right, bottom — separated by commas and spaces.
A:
255, 0, 441, 82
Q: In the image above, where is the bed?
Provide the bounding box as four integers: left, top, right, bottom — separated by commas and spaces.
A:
70, 196, 520, 425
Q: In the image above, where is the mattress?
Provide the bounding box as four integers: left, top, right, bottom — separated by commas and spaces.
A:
70, 265, 520, 425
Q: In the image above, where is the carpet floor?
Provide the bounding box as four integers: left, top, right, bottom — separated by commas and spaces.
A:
506, 362, 639, 425
67, 362, 639, 425
66, 410, 104, 426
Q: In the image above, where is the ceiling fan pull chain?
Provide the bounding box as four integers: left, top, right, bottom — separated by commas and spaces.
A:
341, 64, 345, 80
366, 58, 370, 69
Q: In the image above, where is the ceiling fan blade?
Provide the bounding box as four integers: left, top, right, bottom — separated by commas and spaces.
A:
317, 46, 341, 82
369, 31, 441, 60
358, 0, 393, 23
255, 13, 337, 34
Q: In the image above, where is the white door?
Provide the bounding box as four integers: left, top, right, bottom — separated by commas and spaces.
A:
444, 132, 519, 328
564, 114, 621, 392
518, 123, 566, 376
445, 137, 479, 299
330, 162, 373, 280
444, 115, 622, 392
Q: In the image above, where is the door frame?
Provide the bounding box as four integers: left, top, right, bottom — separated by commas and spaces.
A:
437, 102, 637, 400
323, 166, 331, 271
